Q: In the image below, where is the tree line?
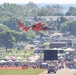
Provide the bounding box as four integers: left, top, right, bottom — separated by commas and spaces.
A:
0, 2, 76, 51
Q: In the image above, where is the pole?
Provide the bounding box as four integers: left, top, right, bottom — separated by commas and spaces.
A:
56, 18, 57, 33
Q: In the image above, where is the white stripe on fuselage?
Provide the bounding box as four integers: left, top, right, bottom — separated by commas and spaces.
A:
29, 27, 33, 30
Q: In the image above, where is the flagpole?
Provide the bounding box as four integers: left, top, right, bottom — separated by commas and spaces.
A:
53, 5, 57, 34
56, 17, 57, 33
54, 6, 57, 33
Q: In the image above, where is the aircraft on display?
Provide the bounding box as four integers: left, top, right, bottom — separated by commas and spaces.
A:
18, 21, 53, 32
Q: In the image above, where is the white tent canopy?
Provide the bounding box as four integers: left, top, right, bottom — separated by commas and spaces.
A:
64, 48, 74, 52
57, 54, 61, 56
58, 48, 63, 50
0, 60, 6, 63
23, 60, 28, 62
8, 60, 13, 62
30, 60, 36, 63
16, 57, 23, 60
15, 60, 20, 62
3, 56, 9, 59
65, 52, 69, 54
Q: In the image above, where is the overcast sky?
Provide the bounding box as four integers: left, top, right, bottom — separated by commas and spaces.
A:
0, 0, 76, 4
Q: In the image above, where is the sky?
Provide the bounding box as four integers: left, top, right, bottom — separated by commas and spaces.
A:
0, 0, 76, 4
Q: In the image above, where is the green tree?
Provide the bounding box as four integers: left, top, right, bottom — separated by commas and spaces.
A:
37, 7, 49, 16
0, 31, 15, 52
24, 2, 38, 16
68, 21, 76, 35
52, 5, 64, 16
60, 22, 69, 33
0, 24, 10, 32
60, 20, 74, 35
11, 30, 36, 42
2, 3, 24, 16
66, 7, 76, 16
2, 16, 19, 30
60, 16, 68, 23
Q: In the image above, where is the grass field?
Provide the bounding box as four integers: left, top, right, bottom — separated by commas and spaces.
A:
0, 68, 44, 75
0, 48, 35, 59
0, 48, 44, 75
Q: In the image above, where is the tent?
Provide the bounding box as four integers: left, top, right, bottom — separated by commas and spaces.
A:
15, 60, 20, 62
64, 48, 74, 52
0, 60, 6, 63
3, 56, 9, 60
23, 60, 28, 62
9, 56, 16, 60
8, 60, 13, 62
16, 57, 23, 60
57, 54, 61, 56
30, 60, 36, 63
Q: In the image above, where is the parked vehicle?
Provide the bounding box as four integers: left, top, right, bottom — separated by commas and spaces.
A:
40, 63, 48, 69
47, 65, 57, 73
